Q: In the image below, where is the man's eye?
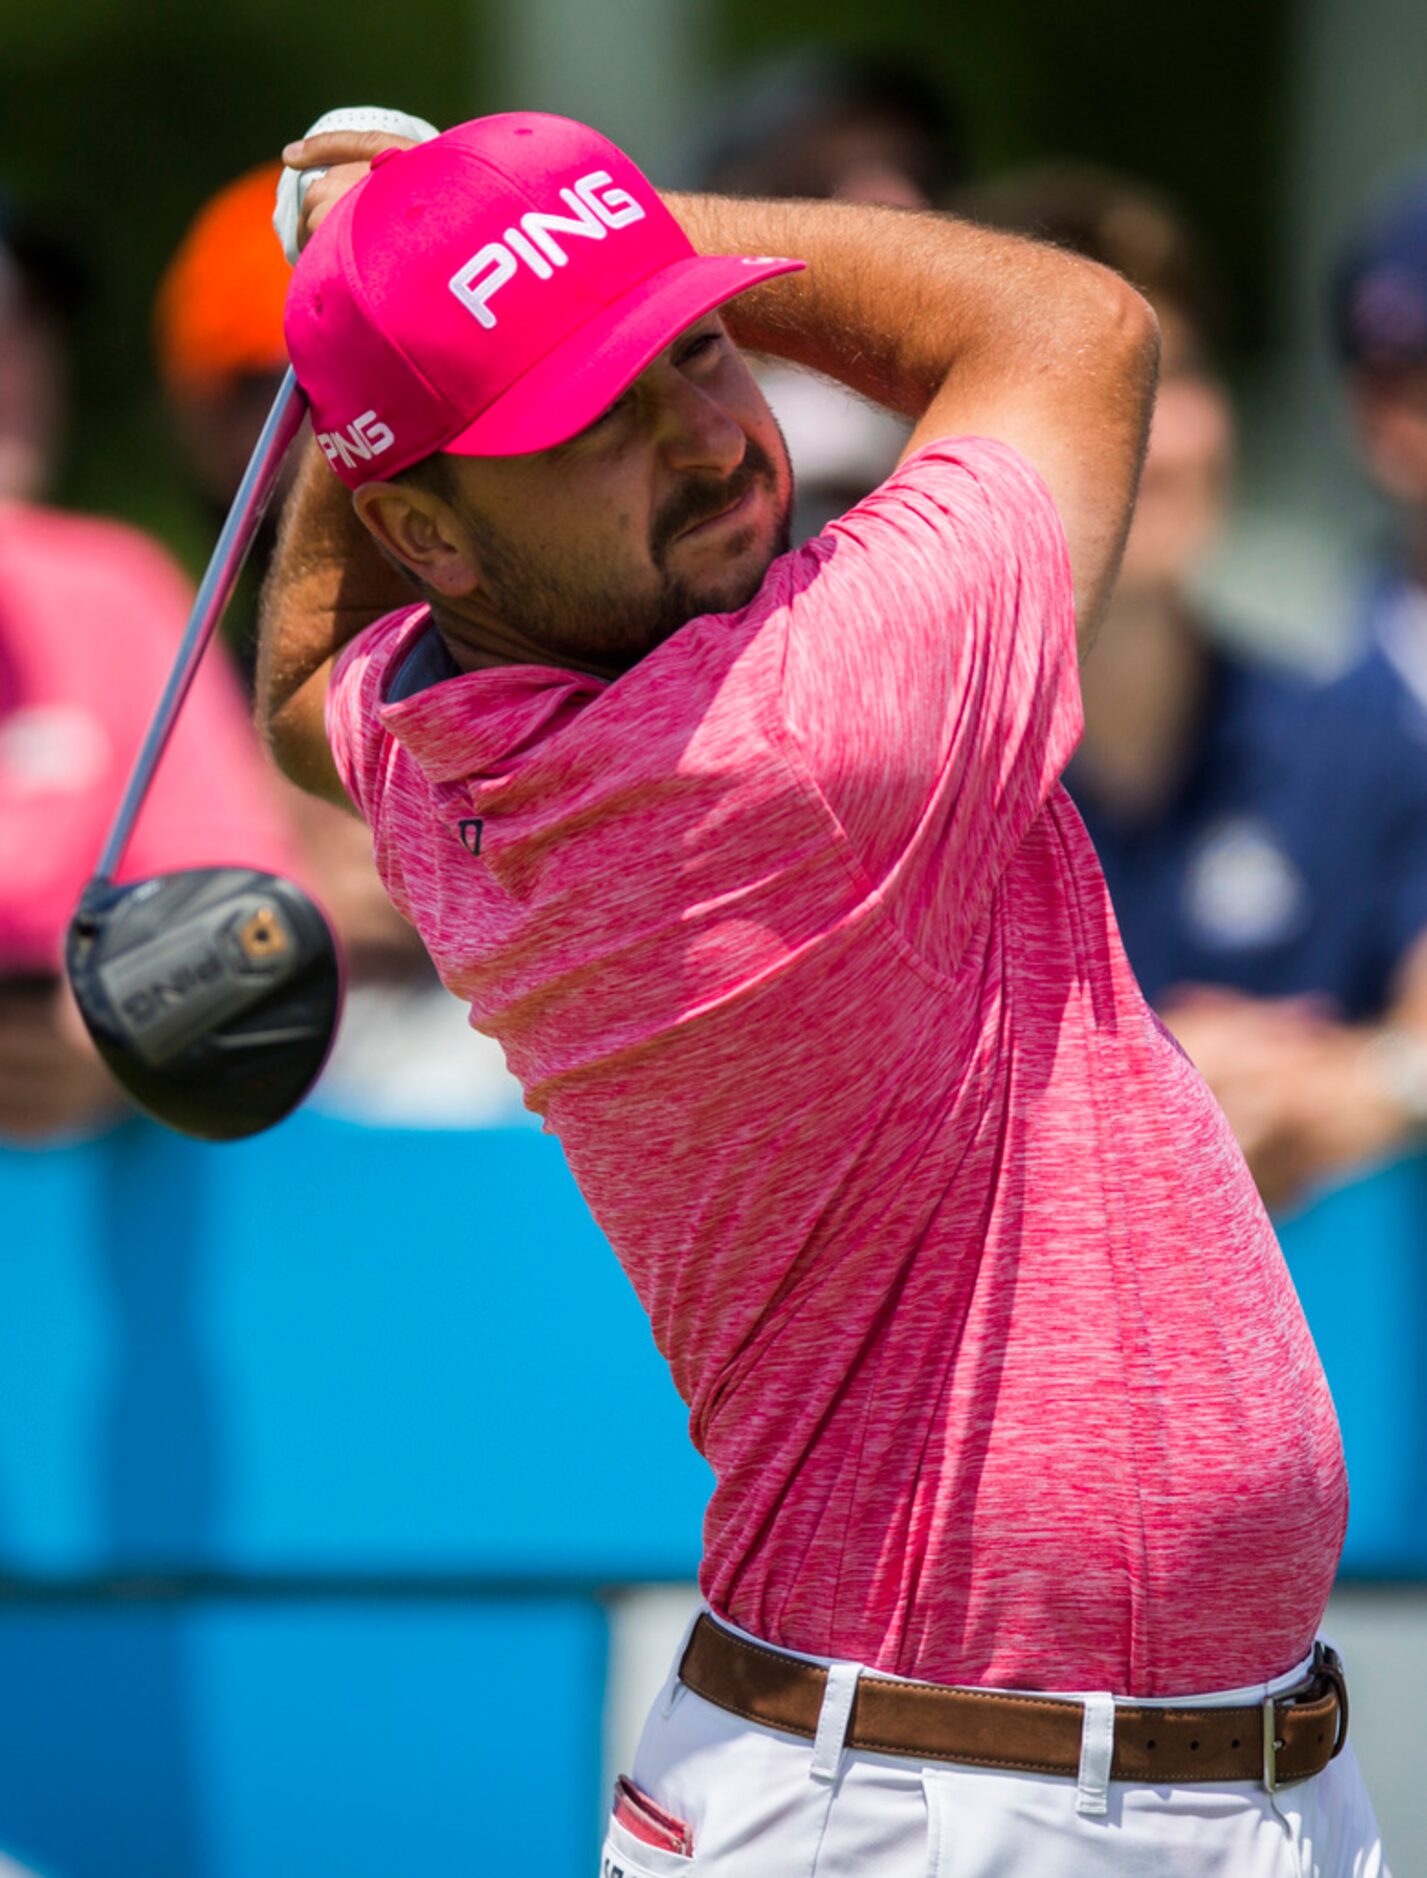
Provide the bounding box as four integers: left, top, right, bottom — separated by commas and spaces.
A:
681, 331, 724, 365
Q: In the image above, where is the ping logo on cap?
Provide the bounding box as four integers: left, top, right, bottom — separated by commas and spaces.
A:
317, 409, 396, 473
449, 169, 647, 331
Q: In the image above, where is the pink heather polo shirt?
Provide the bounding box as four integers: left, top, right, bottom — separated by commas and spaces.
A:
0, 503, 301, 973
327, 439, 1346, 1696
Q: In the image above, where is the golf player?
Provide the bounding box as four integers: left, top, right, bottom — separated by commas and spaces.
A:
259, 114, 1386, 1874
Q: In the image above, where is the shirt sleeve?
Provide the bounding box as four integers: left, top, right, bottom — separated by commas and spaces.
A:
776, 437, 1081, 975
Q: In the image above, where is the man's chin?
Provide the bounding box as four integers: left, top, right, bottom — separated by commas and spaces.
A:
686, 507, 790, 615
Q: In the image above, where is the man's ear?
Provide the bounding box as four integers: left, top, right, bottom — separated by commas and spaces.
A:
351, 480, 481, 597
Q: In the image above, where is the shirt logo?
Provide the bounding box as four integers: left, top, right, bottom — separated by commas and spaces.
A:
458, 818, 484, 857
449, 170, 647, 331
316, 409, 396, 474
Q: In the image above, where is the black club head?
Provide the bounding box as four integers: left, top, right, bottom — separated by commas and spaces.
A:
65, 867, 342, 1142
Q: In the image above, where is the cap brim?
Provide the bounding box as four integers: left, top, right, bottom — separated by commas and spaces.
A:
441, 251, 804, 458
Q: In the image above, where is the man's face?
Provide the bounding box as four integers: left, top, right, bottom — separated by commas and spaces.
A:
426, 315, 793, 673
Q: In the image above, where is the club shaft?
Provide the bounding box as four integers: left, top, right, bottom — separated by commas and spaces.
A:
94, 368, 308, 882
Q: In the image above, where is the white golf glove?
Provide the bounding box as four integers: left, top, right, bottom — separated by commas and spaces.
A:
273, 106, 439, 264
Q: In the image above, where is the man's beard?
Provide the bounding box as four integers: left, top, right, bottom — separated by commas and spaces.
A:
466, 433, 793, 674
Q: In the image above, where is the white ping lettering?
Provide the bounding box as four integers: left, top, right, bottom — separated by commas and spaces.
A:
575, 170, 644, 229
521, 191, 606, 268
316, 410, 396, 471
450, 242, 519, 330
503, 227, 554, 280
448, 170, 649, 331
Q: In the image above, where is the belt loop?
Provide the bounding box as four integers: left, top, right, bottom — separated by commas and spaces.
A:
1075, 1693, 1115, 1817
810, 1661, 862, 1785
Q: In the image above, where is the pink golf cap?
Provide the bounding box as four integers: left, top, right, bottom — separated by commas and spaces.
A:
284, 112, 804, 487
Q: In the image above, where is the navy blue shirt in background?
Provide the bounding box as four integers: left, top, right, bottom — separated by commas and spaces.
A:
1067, 617, 1427, 1022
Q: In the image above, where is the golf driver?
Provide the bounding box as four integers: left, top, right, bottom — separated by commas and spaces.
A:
64, 366, 343, 1142
64, 105, 440, 1140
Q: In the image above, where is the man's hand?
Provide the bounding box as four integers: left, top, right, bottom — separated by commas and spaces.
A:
275, 108, 439, 259
0, 978, 124, 1144
280, 130, 418, 253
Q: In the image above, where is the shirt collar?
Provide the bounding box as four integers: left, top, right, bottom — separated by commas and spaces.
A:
376, 613, 606, 785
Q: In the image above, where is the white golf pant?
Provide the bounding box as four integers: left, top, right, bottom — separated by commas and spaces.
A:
603, 1615, 1390, 1877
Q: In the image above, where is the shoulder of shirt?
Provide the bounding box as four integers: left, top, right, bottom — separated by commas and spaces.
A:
829, 434, 1060, 544
876, 434, 1044, 486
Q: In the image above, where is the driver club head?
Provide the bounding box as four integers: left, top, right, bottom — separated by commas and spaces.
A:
66, 867, 342, 1142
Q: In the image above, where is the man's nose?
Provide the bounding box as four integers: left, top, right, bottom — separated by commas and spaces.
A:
657, 374, 747, 478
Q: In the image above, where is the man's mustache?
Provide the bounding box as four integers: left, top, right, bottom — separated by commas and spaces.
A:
651, 438, 778, 563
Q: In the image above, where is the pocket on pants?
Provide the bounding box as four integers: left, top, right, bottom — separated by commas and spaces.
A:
601, 1814, 695, 1878
601, 1776, 696, 1877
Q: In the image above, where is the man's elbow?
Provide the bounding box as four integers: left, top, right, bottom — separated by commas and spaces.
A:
261, 697, 308, 790
260, 677, 349, 810
1091, 268, 1161, 409
253, 670, 303, 785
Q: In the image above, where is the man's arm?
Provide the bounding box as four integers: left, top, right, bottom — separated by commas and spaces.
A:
257, 434, 413, 808
667, 191, 1158, 641
261, 131, 1158, 798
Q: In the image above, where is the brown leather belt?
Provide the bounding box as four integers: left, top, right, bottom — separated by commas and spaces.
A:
679, 1615, 1349, 1790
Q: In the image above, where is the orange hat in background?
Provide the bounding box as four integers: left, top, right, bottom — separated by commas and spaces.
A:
155, 163, 289, 393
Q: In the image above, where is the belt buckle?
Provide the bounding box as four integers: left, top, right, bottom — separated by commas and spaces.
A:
1262, 1694, 1282, 1793
1264, 1641, 1349, 1792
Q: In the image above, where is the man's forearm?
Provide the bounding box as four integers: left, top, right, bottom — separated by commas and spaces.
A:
670, 193, 1119, 417
257, 436, 411, 804
670, 191, 1157, 636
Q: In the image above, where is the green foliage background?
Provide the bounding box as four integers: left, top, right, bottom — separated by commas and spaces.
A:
0, 0, 1289, 568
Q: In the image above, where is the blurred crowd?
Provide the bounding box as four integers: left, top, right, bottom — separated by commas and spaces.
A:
4, 52, 1427, 1219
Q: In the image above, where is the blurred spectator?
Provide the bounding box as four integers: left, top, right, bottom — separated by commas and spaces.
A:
698, 50, 963, 207
696, 52, 964, 539
972, 165, 1427, 1212
154, 163, 291, 528
0, 192, 87, 501
1332, 164, 1427, 719
155, 167, 527, 1127
0, 502, 302, 1143
0, 190, 303, 1147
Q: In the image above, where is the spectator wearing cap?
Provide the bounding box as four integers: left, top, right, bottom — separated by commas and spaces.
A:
152, 166, 528, 1127
974, 165, 1427, 1213
696, 52, 964, 541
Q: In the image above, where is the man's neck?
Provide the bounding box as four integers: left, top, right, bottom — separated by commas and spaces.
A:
427, 597, 617, 683
1075, 588, 1209, 821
